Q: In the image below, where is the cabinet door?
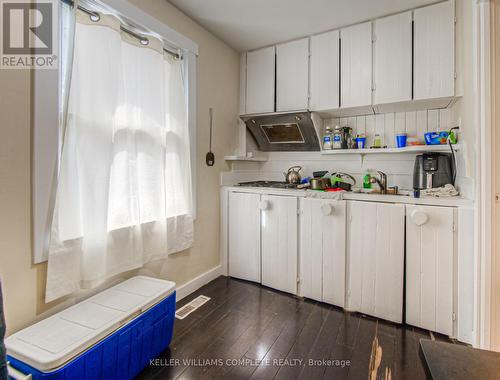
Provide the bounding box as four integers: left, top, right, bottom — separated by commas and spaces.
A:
299, 199, 346, 307
374, 12, 412, 104
228, 192, 261, 283
276, 38, 309, 112
261, 195, 298, 294
310, 30, 340, 111
340, 22, 373, 108
406, 205, 454, 336
347, 201, 405, 323
414, 0, 455, 100
246, 46, 275, 114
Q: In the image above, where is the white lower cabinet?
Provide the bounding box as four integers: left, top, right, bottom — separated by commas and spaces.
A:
346, 201, 405, 323
228, 192, 261, 283
226, 190, 459, 332
299, 198, 346, 307
261, 195, 298, 295
406, 205, 455, 336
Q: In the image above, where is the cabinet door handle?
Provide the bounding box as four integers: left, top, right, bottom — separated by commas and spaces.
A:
321, 204, 334, 216
259, 200, 270, 210
411, 210, 429, 226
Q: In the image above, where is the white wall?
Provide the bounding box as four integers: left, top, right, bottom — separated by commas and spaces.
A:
223, 106, 472, 197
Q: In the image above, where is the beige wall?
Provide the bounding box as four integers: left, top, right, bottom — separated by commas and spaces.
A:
0, 0, 239, 335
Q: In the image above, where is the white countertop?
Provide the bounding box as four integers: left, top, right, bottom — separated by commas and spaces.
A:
223, 186, 473, 207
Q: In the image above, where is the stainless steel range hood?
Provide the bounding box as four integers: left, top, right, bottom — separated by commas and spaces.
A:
240, 111, 322, 152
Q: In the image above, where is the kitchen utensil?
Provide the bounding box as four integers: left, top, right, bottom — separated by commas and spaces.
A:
312, 170, 329, 178
283, 166, 302, 184
341, 127, 353, 149
335, 181, 352, 191
309, 177, 330, 190
206, 108, 215, 166
331, 172, 356, 186
331, 172, 356, 191
396, 133, 407, 148
413, 153, 453, 190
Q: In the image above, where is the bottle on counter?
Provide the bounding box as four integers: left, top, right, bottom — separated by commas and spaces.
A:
363, 173, 372, 189
323, 126, 333, 150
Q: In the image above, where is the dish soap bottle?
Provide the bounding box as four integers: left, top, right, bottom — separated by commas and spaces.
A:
363, 173, 372, 189
323, 126, 333, 150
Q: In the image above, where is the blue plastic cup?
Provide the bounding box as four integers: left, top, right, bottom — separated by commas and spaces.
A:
396, 134, 407, 148
356, 137, 366, 149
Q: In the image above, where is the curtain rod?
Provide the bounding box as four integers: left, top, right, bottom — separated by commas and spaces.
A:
61, 0, 181, 59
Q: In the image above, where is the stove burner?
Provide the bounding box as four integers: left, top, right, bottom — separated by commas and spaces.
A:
237, 181, 299, 189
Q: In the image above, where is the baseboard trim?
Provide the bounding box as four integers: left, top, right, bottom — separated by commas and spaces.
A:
175, 265, 223, 302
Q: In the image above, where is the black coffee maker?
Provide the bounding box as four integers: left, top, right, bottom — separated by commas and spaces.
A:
413, 153, 454, 190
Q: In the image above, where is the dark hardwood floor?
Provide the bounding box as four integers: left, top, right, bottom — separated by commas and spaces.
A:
137, 276, 455, 380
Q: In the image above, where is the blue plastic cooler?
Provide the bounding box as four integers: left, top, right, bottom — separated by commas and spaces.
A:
5, 276, 175, 380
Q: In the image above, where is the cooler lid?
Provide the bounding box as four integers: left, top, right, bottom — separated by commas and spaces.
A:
5, 276, 175, 372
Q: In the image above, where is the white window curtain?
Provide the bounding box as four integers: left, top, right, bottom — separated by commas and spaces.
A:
46, 11, 193, 302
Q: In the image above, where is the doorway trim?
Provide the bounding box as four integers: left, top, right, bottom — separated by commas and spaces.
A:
486, 0, 500, 350
477, 0, 498, 350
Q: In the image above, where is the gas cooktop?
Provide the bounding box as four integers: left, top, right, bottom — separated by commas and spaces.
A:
237, 181, 299, 189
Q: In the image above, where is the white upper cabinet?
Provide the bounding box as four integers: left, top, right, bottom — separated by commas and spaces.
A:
340, 22, 373, 109
276, 38, 309, 112
374, 12, 412, 105
310, 30, 340, 111
406, 205, 455, 336
240, 1, 456, 116
414, 0, 455, 100
245, 46, 275, 114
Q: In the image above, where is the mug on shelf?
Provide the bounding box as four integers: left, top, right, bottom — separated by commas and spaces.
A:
355, 134, 366, 149
396, 133, 407, 148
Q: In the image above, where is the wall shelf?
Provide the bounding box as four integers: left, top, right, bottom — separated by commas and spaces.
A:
224, 155, 268, 162
320, 144, 460, 155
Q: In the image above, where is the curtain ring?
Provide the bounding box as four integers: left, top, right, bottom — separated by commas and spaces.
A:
78, 6, 100, 22
89, 13, 100, 22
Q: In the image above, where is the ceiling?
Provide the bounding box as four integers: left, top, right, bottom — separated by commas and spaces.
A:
168, 0, 439, 52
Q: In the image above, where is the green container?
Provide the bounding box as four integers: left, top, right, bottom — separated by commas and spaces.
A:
363, 173, 372, 189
